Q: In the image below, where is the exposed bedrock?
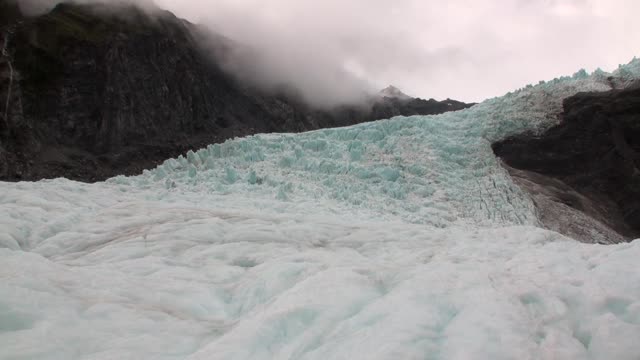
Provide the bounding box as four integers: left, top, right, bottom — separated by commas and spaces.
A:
493, 86, 640, 243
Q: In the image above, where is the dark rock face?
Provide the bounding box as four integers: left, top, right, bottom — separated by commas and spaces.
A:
493, 86, 640, 242
0, 2, 472, 182
370, 96, 470, 121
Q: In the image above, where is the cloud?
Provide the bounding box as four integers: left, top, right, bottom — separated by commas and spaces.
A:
12, 0, 640, 104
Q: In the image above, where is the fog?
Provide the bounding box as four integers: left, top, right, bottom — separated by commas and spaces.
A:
13, 0, 640, 106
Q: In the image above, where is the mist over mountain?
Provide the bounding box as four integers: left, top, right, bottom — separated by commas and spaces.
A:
7, 0, 377, 107
8, 0, 640, 104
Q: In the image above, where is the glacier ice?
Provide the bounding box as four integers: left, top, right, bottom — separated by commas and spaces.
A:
1, 59, 640, 359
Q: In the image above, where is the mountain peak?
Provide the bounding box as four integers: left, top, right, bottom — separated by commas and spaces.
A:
379, 85, 412, 100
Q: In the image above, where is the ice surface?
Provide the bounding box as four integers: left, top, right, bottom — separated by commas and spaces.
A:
1, 60, 640, 359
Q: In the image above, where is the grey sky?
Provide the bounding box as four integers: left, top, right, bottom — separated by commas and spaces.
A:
16, 0, 640, 104
151, 0, 640, 103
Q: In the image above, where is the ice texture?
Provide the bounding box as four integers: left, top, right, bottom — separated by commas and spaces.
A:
1, 59, 640, 359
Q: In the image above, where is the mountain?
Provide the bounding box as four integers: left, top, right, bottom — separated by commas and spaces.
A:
378, 85, 412, 101
0, 1, 472, 182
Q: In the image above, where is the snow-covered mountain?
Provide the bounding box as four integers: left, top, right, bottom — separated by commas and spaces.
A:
1, 61, 640, 359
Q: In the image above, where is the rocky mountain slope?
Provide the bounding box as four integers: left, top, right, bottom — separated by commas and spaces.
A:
0, 1, 472, 182
493, 84, 640, 241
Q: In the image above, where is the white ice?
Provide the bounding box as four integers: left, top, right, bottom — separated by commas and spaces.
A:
1, 60, 640, 360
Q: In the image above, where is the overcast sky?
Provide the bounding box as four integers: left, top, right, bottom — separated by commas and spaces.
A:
17, 0, 640, 104
145, 0, 640, 103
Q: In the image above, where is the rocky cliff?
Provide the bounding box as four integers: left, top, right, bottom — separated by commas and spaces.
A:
493, 85, 640, 242
0, 1, 472, 181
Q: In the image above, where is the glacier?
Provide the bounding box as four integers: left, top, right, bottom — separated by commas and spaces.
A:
1, 60, 640, 359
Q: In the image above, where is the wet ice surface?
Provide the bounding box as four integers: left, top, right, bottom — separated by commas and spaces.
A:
1, 62, 640, 359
